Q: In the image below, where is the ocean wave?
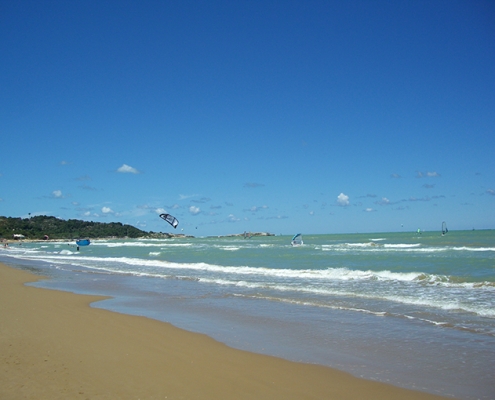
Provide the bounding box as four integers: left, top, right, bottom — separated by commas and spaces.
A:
383, 243, 421, 248
91, 241, 193, 248
205, 279, 495, 320
319, 243, 424, 251
219, 246, 241, 251
318, 243, 495, 254
230, 293, 495, 328
7, 251, 493, 290
451, 246, 495, 252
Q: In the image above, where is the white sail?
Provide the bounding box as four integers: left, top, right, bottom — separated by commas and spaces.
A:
291, 233, 303, 246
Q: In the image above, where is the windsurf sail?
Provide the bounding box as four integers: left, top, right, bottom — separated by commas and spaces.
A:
291, 233, 303, 246
159, 213, 179, 229
76, 239, 90, 246
442, 221, 448, 235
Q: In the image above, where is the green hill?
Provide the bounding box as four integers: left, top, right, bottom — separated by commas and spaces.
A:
0, 215, 147, 240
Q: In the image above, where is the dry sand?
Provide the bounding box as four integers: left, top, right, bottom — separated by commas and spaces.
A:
0, 262, 449, 399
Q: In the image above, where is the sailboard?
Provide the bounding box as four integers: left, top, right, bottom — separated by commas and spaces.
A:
76, 239, 90, 246
442, 221, 448, 236
159, 213, 179, 229
291, 233, 303, 246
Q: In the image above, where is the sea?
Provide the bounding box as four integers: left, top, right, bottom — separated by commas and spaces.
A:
1, 230, 494, 400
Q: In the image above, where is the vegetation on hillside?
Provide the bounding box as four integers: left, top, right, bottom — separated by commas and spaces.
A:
0, 215, 147, 240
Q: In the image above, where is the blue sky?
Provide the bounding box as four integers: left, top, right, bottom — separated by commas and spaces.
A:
1, 0, 494, 236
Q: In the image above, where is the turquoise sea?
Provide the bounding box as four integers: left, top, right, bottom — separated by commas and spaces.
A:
2, 230, 494, 399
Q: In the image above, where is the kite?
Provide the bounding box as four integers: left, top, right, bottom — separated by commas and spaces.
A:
159, 213, 179, 229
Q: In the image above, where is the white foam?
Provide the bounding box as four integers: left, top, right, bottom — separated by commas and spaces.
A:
383, 243, 421, 248
59, 249, 75, 255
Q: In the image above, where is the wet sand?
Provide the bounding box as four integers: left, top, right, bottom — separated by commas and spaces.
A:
0, 262, 449, 399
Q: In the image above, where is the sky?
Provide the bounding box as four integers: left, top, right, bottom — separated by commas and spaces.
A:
1, 0, 494, 236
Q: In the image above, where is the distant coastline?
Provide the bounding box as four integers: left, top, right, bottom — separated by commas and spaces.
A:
208, 232, 275, 238
1, 215, 275, 241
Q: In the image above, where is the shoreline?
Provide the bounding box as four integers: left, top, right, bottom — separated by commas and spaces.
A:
0, 261, 450, 399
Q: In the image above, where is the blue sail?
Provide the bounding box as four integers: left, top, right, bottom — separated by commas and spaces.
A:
76, 239, 90, 246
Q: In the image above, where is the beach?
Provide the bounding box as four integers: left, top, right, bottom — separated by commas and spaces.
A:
0, 261, 452, 400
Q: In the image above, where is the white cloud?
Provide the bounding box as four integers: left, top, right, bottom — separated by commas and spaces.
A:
82, 211, 100, 218
365, 208, 375, 212
417, 171, 440, 178
337, 193, 349, 206
246, 205, 269, 212
52, 190, 63, 198
266, 215, 288, 220
102, 206, 114, 214
228, 214, 240, 222
189, 206, 201, 215
377, 197, 391, 205
117, 164, 140, 174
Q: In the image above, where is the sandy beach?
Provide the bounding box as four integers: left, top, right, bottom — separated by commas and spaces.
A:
0, 262, 450, 400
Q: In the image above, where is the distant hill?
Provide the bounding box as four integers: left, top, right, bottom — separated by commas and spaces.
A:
0, 215, 148, 240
